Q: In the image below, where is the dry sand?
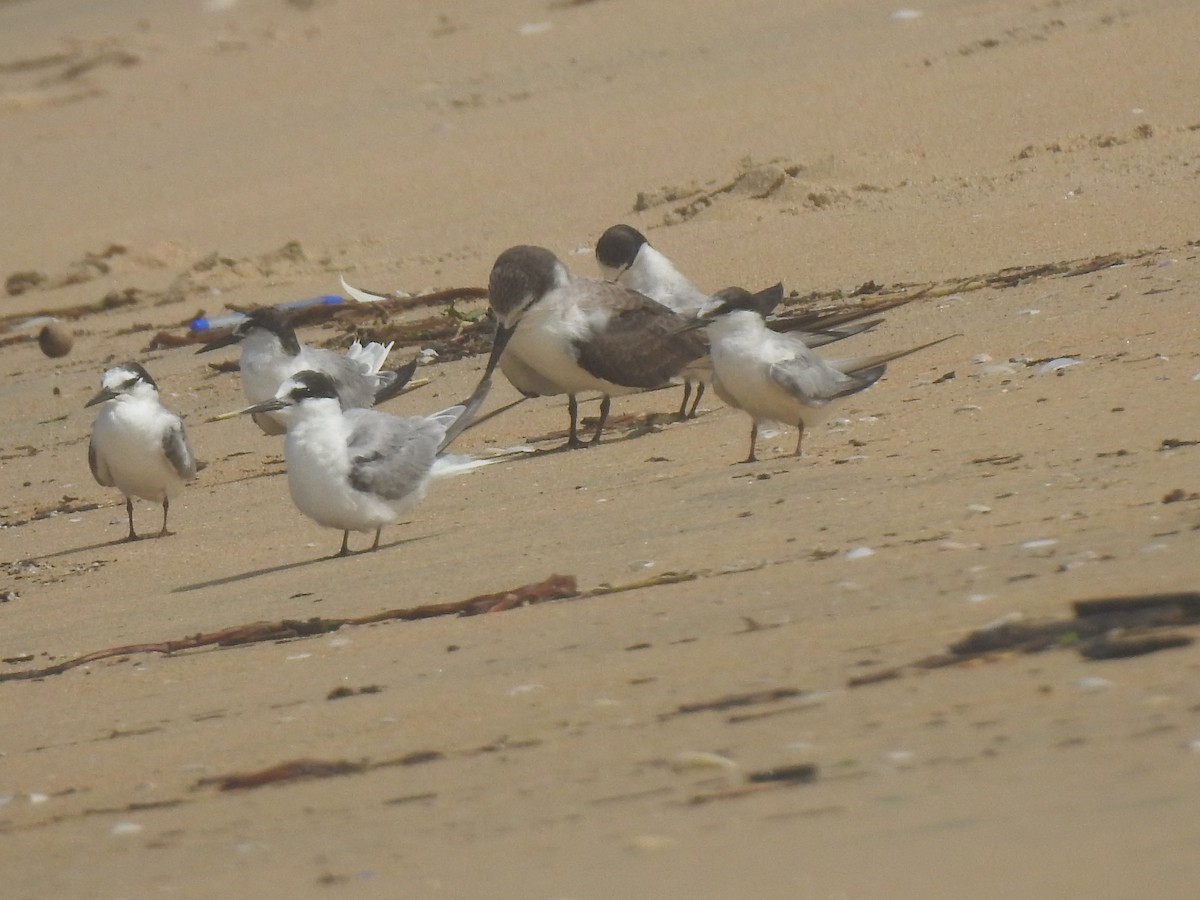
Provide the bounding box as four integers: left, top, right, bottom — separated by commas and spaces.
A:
2, 0, 1200, 897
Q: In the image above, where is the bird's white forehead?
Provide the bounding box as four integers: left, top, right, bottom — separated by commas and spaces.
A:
275, 375, 305, 397
101, 365, 139, 389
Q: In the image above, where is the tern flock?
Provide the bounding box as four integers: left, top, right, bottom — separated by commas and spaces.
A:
83, 225, 952, 556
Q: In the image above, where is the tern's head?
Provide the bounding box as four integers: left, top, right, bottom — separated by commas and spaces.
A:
482, 245, 570, 379
687, 284, 785, 337
196, 307, 301, 356
703, 284, 786, 319
230, 369, 339, 421
487, 245, 569, 327
594, 224, 648, 281
85, 362, 160, 408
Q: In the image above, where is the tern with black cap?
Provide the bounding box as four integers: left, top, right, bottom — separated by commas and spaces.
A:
224, 370, 486, 557
691, 287, 958, 463
594, 224, 883, 418
198, 307, 418, 435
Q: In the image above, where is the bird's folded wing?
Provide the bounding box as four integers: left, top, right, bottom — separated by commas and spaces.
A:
767, 353, 871, 407
573, 291, 707, 389
346, 413, 441, 500
163, 420, 198, 480
88, 436, 114, 487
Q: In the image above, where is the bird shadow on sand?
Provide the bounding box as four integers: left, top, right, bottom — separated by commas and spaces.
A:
30, 532, 176, 560
170, 531, 441, 593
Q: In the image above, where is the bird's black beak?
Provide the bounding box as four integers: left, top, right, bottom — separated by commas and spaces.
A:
482, 322, 515, 380
210, 397, 289, 422
84, 387, 119, 408
671, 315, 713, 336
195, 330, 243, 354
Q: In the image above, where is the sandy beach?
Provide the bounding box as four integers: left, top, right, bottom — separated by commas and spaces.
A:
2, 1, 1199, 897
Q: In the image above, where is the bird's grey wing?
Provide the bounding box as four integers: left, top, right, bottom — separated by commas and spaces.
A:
345, 410, 441, 500
796, 318, 885, 349
88, 435, 114, 487
767, 347, 875, 407
572, 282, 707, 389
827, 334, 959, 377
163, 419, 197, 480
766, 294, 915, 333
308, 348, 376, 409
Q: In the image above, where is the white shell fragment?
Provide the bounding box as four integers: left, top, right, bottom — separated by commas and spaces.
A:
1038, 357, 1081, 374
1020, 539, 1058, 550
671, 750, 739, 773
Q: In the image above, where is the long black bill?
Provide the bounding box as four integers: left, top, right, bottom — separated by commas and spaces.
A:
195, 331, 243, 354
84, 387, 119, 408
481, 322, 515, 380
209, 396, 290, 422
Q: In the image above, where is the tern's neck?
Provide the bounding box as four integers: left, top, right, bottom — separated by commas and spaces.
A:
243, 328, 299, 360
121, 383, 162, 406
707, 309, 767, 341
500, 262, 570, 329
624, 246, 704, 310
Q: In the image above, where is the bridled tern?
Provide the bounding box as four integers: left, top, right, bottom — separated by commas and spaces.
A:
481, 244, 707, 448
86, 362, 197, 541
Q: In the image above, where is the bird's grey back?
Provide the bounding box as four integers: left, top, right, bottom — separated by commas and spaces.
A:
767, 338, 880, 406
345, 408, 448, 500
311, 347, 380, 410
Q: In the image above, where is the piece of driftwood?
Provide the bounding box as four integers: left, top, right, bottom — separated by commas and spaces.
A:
0, 574, 579, 683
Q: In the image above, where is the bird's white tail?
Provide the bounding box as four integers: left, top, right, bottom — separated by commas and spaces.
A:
345, 340, 395, 375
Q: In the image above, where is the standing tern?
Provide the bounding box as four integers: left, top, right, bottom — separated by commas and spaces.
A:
227, 370, 485, 557
197, 307, 418, 435
693, 287, 957, 463
594, 224, 882, 418
86, 362, 197, 541
482, 244, 707, 448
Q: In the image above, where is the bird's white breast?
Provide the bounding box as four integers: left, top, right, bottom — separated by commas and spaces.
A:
505, 288, 631, 395
708, 314, 809, 423
91, 398, 189, 502
283, 407, 405, 532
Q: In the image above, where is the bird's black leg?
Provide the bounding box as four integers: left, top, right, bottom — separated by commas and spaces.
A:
370, 528, 382, 551
158, 497, 172, 537
677, 382, 692, 420
338, 530, 351, 557
590, 395, 611, 445
794, 421, 806, 457
123, 497, 139, 542
741, 421, 759, 464
566, 395, 587, 449
687, 382, 705, 419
